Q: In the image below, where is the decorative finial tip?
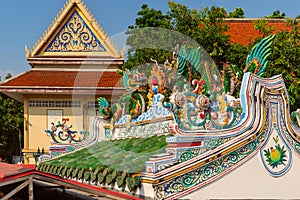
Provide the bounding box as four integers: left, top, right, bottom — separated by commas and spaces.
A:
25, 45, 31, 59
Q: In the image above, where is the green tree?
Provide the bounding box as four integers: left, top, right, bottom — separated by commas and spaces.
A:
228, 7, 245, 18
168, 3, 230, 67
253, 19, 275, 38
123, 4, 173, 71
265, 10, 287, 19
0, 74, 24, 163
125, 3, 230, 71
129, 4, 172, 29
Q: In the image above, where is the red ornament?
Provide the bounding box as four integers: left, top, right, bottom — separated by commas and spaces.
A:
199, 112, 205, 119
152, 77, 159, 86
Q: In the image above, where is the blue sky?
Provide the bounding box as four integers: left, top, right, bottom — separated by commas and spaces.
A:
0, 0, 299, 78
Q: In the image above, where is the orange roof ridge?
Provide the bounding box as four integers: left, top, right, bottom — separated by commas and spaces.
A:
224, 19, 294, 45
224, 18, 299, 22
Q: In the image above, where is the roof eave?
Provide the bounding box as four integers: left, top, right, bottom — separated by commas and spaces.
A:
1, 92, 24, 103
27, 57, 124, 67
0, 87, 125, 95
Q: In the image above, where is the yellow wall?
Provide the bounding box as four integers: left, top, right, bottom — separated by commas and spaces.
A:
23, 94, 103, 164
28, 105, 83, 150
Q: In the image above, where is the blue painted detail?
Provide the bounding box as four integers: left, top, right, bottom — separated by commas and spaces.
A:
45, 10, 106, 52
45, 129, 87, 144
105, 128, 112, 139
259, 103, 292, 177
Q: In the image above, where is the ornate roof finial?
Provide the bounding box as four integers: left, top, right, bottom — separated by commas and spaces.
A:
25, 45, 31, 58
121, 45, 126, 58
71, 0, 81, 4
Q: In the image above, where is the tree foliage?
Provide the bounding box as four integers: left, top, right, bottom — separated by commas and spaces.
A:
0, 74, 24, 163
185, 5, 230, 66
124, 3, 230, 71
228, 7, 245, 18
265, 10, 287, 19
123, 4, 173, 71
253, 19, 275, 38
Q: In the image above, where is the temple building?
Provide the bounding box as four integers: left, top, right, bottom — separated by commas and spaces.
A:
0, 0, 295, 165
0, 0, 124, 164
1, 1, 300, 199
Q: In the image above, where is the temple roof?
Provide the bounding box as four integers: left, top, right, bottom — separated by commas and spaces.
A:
26, 0, 123, 67
0, 0, 126, 102
0, 70, 122, 88
0, 69, 124, 101
225, 18, 294, 45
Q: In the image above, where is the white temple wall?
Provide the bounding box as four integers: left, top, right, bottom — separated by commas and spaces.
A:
184, 152, 300, 200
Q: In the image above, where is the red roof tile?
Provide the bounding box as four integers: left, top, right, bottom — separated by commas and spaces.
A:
225, 19, 293, 45
0, 70, 123, 88
0, 163, 34, 180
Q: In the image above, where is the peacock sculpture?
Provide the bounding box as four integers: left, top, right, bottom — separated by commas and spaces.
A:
223, 34, 276, 95
175, 34, 276, 96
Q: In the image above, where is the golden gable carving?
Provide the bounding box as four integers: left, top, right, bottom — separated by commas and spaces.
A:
46, 10, 106, 52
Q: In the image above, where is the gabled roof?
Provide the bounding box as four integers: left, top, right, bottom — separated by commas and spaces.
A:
0, 0, 126, 102
26, 0, 123, 66
0, 69, 125, 101
0, 69, 123, 88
